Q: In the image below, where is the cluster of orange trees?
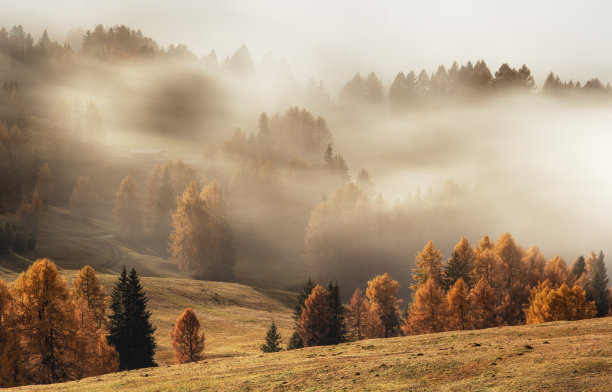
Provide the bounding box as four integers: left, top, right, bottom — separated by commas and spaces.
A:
0, 260, 118, 387
0, 258, 209, 387
284, 233, 609, 349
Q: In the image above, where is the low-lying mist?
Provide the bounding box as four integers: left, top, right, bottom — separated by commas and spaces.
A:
1, 24, 611, 299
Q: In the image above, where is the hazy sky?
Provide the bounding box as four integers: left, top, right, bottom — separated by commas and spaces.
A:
3, 1, 612, 89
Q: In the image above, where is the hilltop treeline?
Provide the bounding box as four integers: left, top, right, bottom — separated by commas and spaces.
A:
285, 233, 610, 350
1, 24, 611, 103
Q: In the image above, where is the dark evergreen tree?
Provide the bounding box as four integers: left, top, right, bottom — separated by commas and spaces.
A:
326, 281, 346, 345
570, 255, 586, 280
591, 252, 610, 317
260, 321, 282, 353
323, 144, 333, 169
287, 278, 315, 350
108, 267, 157, 370
442, 250, 471, 290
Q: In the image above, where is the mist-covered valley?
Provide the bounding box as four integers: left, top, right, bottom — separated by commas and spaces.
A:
1, 23, 612, 300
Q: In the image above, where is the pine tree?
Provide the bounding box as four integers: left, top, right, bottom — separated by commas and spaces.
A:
366, 273, 402, 337
413, 240, 444, 287
323, 144, 333, 169
586, 251, 609, 317
443, 238, 475, 289
260, 321, 282, 353
12, 258, 78, 384
108, 267, 157, 370
287, 278, 315, 350
113, 175, 143, 240
170, 307, 205, 363
570, 255, 586, 282
326, 281, 346, 344
403, 278, 449, 334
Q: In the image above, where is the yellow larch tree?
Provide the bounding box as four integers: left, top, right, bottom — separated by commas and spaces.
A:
404, 278, 449, 334
12, 258, 78, 384
447, 278, 471, 330
366, 273, 402, 337
413, 240, 444, 287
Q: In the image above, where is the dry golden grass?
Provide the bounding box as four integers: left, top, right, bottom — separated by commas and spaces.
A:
13, 316, 612, 391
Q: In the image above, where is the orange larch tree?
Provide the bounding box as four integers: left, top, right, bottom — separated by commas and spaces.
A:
469, 277, 499, 329
0, 279, 22, 387
520, 246, 547, 288
446, 278, 471, 330
544, 255, 570, 287
12, 258, 78, 384
169, 181, 235, 281
525, 282, 596, 324
72, 265, 108, 328
94, 331, 119, 375
366, 273, 402, 337
170, 307, 205, 363
403, 278, 449, 334
495, 232, 524, 290
413, 240, 444, 287
364, 302, 386, 339
297, 285, 332, 347
345, 288, 369, 341
73, 299, 100, 379
473, 235, 502, 293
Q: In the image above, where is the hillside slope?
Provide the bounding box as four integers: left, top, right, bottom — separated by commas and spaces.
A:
15, 317, 612, 391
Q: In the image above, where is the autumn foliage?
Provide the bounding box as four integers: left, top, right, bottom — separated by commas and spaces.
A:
0, 260, 118, 387
525, 283, 596, 324
169, 181, 235, 281
365, 273, 402, 337
297, 285, 332, 347
170, 307, 205, 363
403, 278, 448, 334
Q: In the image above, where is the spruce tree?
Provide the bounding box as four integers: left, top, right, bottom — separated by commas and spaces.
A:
591, 252, 609, 317
443, 250, 466, 290
570, 255, 586, 280
326, 281, 346, 345
287, 278, 315, 350
108, 267, 157, 370
260, 321, 282, 353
